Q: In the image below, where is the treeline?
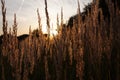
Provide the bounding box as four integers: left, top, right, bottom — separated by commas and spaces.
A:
0, 0, 120, 80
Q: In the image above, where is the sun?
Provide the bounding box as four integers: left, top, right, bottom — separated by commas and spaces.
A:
42, 26, 58, 38
50, 29, 58, 35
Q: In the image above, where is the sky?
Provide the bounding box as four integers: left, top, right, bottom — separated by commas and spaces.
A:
0, 0, 93, 35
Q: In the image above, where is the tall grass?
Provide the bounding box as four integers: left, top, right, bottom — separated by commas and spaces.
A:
0, 0, 120, 80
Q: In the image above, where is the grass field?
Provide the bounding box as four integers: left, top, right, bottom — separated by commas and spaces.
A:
0, 0, 120, 80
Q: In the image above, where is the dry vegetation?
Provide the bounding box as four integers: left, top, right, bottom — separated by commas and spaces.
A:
0, 0, 120, 80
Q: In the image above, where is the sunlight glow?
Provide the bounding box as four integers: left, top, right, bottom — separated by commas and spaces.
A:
42, 27, 58, 36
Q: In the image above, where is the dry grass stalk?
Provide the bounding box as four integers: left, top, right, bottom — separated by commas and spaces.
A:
1, 0, 8, 56
37, 8, 42, 31
57, 13, 59, 32
45, 0, 50, 39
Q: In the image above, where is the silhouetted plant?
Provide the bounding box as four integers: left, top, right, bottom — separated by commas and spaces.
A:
0, 0, 120, 80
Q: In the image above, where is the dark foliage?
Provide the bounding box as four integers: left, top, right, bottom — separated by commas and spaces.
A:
17, 34, 29, 41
